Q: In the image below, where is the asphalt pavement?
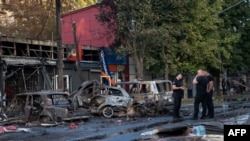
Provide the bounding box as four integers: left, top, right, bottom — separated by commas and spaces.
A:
0, 101, 249, 141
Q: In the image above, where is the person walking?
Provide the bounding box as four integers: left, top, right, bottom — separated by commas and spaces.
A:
222, 78, 227, 95
192, 69, 208, 120
172, 73, 185, 121
204, 70, 214, 118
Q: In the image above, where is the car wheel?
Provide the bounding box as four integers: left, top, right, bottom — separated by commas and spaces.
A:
102, 106, 113, 118
40, 115, 51, 123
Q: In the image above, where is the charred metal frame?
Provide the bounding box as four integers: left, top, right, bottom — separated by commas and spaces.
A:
0, 36, 67, 58
7, 91, 89, 123
0, 36, 68, 107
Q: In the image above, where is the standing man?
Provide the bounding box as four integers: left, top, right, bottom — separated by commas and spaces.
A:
192, 70, 208, 120
222, 78, 227, 95
204, 70, 214, 118
172, 73, 185, 121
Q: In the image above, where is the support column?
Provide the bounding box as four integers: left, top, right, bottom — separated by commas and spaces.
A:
0, 57, 4, 107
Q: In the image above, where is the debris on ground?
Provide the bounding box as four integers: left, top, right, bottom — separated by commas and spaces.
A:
141, 124, 188, 136
40, 122, 63, 127
152, 134, 224, 141
219, 114, 250, 125
0, 125, 31, 133
69, 122, 78, 129
141, 121, 225, 141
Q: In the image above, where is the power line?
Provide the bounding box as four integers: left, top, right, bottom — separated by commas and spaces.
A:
215, 0, 246, 16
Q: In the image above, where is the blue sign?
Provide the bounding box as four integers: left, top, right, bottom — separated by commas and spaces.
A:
99, 47, 111, 77
102, 47, 126, 65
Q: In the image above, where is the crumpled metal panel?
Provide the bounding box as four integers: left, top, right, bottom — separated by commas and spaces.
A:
105, 97, 130, 107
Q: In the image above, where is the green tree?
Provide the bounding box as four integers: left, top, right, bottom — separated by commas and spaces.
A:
75, 0, 97, 7
98, 0, 239, 80
182, 0, 223, 71
98, 0, 158, 77
145, 0, 189, 80
171, 0, 239, 78
0, 0, 95, 40
147, 0, 236, 78
182, 0, 240, 95
98, 0, 243, 81
219, 0, 250, 74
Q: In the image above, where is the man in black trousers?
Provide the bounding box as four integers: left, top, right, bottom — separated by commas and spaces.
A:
192, 69, 208, 120
172, 73, 185, 121
204, 70, 214, 118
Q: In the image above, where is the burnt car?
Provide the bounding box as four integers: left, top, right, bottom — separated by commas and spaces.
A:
6, 91, 89, 124
70, 80, 133, 118
115, 80, 173, 116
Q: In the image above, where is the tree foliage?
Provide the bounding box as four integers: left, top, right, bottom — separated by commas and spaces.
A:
219, 0, 250, 75
98, 0, 240, 78
145, 0, 189, 79
0, 0, 96, 40
1, 0, 249, 77
98, 0, 158, 76
182, 0, 225, 72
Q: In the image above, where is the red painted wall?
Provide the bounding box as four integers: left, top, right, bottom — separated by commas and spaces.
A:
61, 4, 113, 47
61, 4, 130, 82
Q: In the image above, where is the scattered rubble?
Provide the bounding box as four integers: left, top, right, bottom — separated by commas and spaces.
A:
68, 122, 78, 129
0, 125, 31, 134
141, 122, 224, 141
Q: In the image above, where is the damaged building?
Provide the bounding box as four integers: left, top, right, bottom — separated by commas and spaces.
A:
0, 3, 140, 109
0, 36, 102, 106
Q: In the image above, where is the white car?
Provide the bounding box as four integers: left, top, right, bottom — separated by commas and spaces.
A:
116, 80, 173, 116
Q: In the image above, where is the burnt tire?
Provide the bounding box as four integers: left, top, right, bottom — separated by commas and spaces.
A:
102, 106, 113, 118
39, 116, 52, 123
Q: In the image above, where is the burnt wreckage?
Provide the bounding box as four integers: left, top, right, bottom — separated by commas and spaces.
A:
70, 80, 134, 118
0, 36, 65, 105
116, 80, 174, 117
0, 36, 69, 124
7, 91, 89, 124
2, 79, 173, 124
0, 37, 174, 124
70, 80, 173, 118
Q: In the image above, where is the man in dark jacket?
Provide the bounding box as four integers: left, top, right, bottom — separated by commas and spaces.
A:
192, 69, 208, 120
172, 73, 185, 121
204, 70, 214, 118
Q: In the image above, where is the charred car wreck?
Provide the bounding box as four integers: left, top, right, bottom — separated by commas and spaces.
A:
70, 80, 133, 118
6, 91, 90, 124
70, 80, 173, 118
4, 79, 173, 124
116, 80, 174, 117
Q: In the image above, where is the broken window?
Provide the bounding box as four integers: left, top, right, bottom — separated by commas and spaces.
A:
50, 94, 70, 107
108, 89, 123, 96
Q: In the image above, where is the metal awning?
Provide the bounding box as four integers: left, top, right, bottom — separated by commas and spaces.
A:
2, 56, 57, 66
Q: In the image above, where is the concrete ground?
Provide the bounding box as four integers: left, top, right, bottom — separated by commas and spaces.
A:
0, 95, 249, 141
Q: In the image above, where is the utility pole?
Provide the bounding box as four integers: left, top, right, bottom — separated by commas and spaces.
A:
72, 22, 84, 82
0, 34, 3, 108
56, 0, 64, 91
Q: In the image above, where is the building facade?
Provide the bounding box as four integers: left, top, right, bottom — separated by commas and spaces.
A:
61, 4, 130, 86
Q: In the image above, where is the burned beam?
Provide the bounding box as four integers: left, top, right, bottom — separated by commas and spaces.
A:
0, 57, 4, 108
